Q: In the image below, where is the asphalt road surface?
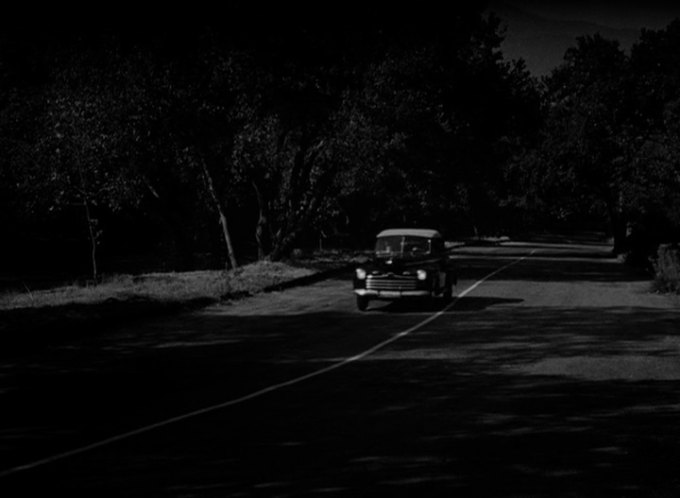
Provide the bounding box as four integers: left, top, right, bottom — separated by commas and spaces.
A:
1, 241, 680, 497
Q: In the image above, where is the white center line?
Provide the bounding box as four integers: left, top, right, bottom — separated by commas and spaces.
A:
0, 249, 536, 478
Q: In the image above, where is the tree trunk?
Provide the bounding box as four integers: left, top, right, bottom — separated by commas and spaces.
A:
610, 215, 628, 255
217, 209, 237, 270
252, 181, 272, 260
601, 187, 628, 255
269, 230, 299, 262
606, 200, 628, 255
199, 157, 237, 270
82, 198, 98, 282
269, 198, 320, 261
77, 162, 99, 283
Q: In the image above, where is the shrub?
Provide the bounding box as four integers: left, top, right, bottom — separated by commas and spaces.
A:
653, 244, 680, 293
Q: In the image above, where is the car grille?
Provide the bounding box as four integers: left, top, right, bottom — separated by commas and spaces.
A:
366, 275, 419, 291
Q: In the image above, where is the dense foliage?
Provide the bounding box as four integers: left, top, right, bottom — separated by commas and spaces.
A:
1, 5, 679, 280
509, 23, 680, 261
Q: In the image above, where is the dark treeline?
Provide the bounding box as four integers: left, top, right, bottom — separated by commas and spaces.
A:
1, 3, 679, 280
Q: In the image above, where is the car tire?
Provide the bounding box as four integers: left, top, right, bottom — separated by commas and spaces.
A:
357, 295, 369, 311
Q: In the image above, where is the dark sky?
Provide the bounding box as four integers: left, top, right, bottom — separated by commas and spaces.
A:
505, 0, 680, 29
488, 1, 680, 76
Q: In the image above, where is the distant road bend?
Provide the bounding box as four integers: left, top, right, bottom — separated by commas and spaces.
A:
1, 240, 679, 497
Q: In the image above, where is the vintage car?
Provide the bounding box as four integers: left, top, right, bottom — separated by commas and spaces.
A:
353, 228, 457, 311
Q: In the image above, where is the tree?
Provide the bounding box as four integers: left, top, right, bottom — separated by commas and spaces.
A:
627, 20, 680, 244
339, 11, 541, 238
37, 77, 144, 281
225, 10, 393, 260
232, 91, 389, 260
536, 34, 633, 252
126, 42, 248, 270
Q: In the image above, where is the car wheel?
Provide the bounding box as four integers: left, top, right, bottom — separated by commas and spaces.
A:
357, 295, 369, 311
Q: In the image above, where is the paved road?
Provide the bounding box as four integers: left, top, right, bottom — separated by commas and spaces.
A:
1, 241, 680, 497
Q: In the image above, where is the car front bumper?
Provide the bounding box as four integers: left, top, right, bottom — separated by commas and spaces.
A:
354, 289, 431, 298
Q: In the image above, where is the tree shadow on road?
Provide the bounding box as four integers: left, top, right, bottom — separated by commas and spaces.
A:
2, 302, 680, 497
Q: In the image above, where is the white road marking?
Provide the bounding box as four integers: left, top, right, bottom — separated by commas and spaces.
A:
0, 250, 536, 478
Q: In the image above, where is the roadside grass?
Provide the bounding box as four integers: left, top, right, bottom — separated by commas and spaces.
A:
0, 261, 319, 311
0, 255, 364, 352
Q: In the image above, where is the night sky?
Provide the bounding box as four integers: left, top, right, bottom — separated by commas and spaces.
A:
504, 0, 680, 29
489, 1, 680, 76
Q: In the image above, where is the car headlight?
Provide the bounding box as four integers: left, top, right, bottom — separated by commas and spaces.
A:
417, 269, 427, 281
355, 268, 367, 280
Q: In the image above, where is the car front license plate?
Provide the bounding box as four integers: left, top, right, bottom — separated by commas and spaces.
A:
379, 291, 401, 297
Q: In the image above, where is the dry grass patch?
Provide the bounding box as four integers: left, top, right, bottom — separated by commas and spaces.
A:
0, 261, 315, 310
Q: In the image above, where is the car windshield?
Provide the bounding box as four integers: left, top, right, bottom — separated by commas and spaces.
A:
375, 236, 430, 257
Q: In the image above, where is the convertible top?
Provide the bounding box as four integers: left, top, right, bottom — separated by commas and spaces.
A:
376, 228, 442, 239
